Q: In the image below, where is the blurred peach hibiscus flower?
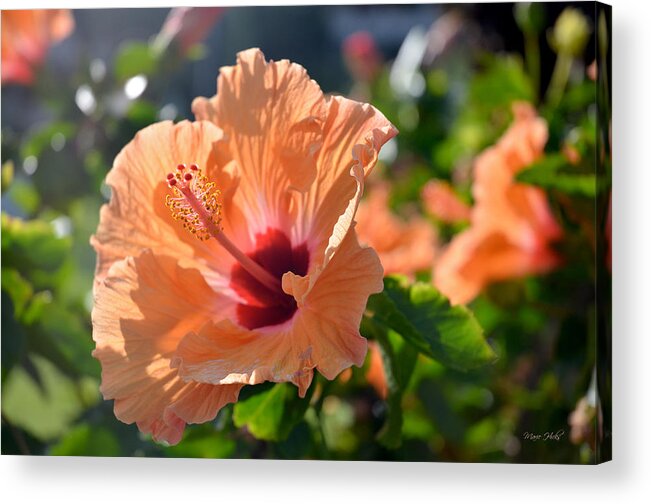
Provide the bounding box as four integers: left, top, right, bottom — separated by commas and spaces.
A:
356, 184, 436, 276
91, 48, 397, 444
434, 102, 562, 305
1, 9, 74, 85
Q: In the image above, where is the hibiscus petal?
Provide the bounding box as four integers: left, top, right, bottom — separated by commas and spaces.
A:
283, 96, 397, 304
92, 249, 241, 445
296, 95, 398, 247
91, 120, 235, 291
173, 229, 382, 395
193, 48, 326, 237
298, 229, 383, 379
435, 229, 561, 305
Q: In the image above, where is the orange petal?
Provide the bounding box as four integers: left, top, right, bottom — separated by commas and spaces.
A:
193, 48, 326, 236
284, 96, 397, 304
356, 184, 437, 275
471, 103, 562, 250
472, 102, 552, 242
301, 229, 383, 379
91, 120, 236, 290
174, 229, 382, 395
421, 180, 471, 224
435, 228, 560, 305
92, 250, 241, 445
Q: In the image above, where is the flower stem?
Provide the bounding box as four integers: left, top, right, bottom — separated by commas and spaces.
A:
545, 52, 573, 108
524, 31, 541, 102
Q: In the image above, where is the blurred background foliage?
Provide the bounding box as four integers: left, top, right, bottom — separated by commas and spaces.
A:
1, 2, 610, 463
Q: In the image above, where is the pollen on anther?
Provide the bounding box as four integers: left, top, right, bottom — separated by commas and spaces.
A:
164, 163, 223, 242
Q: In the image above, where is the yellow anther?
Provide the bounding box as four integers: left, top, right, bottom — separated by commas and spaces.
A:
164, 166, 222, 241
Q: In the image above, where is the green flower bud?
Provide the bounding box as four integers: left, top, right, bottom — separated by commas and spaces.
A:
548, 7, 591, 57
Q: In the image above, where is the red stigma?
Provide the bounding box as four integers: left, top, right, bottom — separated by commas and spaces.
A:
184, 173, 193, 181
190, 164, 199, 171
177, 163, 187, 171
166, 172, 174, 180
168, 178, 177, 186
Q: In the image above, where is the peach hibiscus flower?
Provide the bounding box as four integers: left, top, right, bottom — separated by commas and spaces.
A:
434, 102, 562, 305
91, 48, 397, 444
356, 184, 436, 276
1, 9, 74, 85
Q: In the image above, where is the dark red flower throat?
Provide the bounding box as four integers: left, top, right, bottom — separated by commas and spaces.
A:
230, 228, 309, 330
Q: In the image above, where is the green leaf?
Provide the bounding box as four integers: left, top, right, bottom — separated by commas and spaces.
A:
233, 382, 313, 442
6, 178, 40, 215
385, 329, 419, 390
1, 268, 33, 318
21, 290, 52, 326
371, 325, 419, 449
1, 268, 55, 327
468, 55, 534, 110
1, 291, 27, 381
114, 42, 158, 81
1, 354, 99, 441
1, 214, 71, 274
49, 424, 121, 457
368, 275, 496, 371
33, 302, 99, 378
516, 154, 597, 197
164, 424, 236, 459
